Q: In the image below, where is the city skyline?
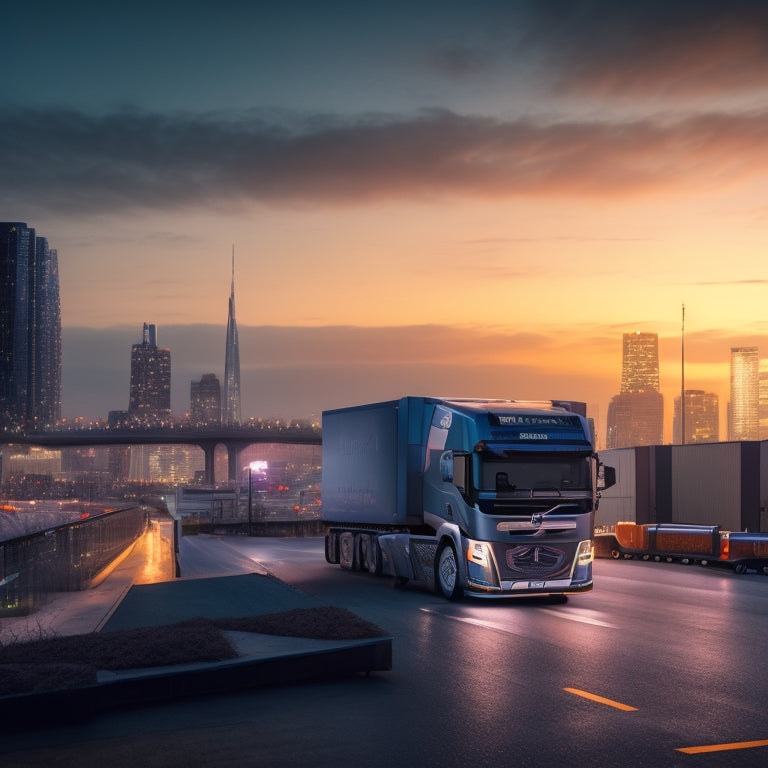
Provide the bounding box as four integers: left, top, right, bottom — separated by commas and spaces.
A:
5, 3, 768, 442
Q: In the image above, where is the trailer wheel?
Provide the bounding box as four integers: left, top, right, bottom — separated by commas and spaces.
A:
339, 531, 356, 570
324, 532, 339, 564
360, 534, 382, 575
436, 541, 461, 600
610, 549, 621, 559
735, 561, 747, 575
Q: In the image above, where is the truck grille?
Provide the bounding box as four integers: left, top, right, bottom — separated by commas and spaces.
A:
505, 545, 567, 577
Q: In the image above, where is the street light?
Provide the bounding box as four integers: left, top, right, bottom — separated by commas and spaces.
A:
246, 461, 263, 536
247, 464, 253, 536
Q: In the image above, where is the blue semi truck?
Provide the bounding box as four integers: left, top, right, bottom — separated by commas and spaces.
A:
322, 396, 615, 599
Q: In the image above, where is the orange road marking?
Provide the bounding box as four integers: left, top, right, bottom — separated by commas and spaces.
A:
563, 687, 637, 712
676, 739, 768, 755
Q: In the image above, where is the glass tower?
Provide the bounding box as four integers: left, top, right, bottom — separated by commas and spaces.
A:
673, 389, 719, 444
191, 373, 221, 426
621, 332, 660, 392
606, 332, 663, 448
223, 248, 241, 426
0, 222, 61, 430
729, 346, 759, 441
129, 323, 172, 426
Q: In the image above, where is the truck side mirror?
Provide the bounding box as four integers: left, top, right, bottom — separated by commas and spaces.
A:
440, 451, 454, 483
600, 464, 616, 491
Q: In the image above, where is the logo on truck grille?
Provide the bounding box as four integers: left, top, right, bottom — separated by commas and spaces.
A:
505, 545, 565, 575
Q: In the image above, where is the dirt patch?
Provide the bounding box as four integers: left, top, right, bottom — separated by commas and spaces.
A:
0, 606, 386, 696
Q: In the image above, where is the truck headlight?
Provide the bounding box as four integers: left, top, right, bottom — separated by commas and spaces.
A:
467, 540, 489, 567
576, 539, 594, 565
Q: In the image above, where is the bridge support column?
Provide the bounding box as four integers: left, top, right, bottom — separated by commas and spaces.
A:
203, 444, 217, 486
227, 443, 243, 484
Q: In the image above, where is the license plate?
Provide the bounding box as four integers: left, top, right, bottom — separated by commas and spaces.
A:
529, 580, 546, 588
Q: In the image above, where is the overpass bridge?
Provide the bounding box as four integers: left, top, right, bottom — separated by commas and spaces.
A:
4, 425, 322, 485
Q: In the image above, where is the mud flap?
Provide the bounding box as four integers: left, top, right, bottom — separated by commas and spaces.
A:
378, 534, 439, 589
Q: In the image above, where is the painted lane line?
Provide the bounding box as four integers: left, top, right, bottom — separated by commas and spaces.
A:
540, 608, 616, 628
563, 687, 638, 712
676, 739, 768, 755
420, 609, 511, 634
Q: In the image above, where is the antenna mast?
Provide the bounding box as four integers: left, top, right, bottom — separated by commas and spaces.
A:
681, 303, 685, 445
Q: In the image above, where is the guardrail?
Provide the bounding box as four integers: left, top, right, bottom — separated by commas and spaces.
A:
0, 505, 148, 617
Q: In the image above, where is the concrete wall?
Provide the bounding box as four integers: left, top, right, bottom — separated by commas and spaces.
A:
596, 448, 637, 529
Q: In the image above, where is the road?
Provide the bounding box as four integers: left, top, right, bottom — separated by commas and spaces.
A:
3, 535, 768, 767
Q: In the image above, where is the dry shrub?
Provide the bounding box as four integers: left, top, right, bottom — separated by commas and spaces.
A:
0, 606, 387, 696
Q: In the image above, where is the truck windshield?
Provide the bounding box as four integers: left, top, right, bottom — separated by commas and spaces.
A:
479, 456, 591, 493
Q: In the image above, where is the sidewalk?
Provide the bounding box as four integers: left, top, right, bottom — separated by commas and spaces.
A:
0, 529, 392, 730
0, 522, 168, 643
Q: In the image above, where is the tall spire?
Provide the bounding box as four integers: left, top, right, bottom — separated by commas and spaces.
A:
230, 244, 235, 304
223, 245, 241, 426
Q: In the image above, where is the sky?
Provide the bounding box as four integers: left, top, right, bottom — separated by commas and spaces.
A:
4, 0, 768, 446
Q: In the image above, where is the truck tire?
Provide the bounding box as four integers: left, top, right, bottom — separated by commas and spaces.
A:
339, 531, 356, 570
325, 532, 339, 564
436, 541, 461, 600
359, 534, 382, 575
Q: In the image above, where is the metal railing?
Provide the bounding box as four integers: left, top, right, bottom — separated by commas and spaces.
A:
0, 505, 147, 616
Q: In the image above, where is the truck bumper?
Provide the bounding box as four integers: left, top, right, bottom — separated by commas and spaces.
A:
465, 575, 593, 597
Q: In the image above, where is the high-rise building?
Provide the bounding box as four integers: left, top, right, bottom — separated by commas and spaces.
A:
673, 390, 719, 444
223, 248, 241, 426
128, 323, 172, 426
606, 390, 664, 448
621, 332, 660, 392
606, 332, 664, 448
729, 346, 759, 441
759, 359, 768, 440
191, 373, 221, 426
32, 239, 62, 426
0, 222, 62, 430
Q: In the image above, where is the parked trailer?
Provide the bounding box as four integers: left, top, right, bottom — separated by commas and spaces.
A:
724, 532, 768, 574
594, 522, 768, 574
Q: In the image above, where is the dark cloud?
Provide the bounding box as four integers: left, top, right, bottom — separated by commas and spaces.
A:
4, 106, 768, 216
430, 45, 492, 77
523, 0, 768, 99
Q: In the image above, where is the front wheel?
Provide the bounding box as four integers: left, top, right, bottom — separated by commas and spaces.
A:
435, 541, 462, 600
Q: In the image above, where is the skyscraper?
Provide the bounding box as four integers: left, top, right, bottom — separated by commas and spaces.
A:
129, 323, 172, 426
729, 346, 759, 441
223, 248, 241, 426
0, 222, 62, 430
620, 332, 660, 392
759, 359, 768, 440
673, 390, 719, 444
191, 373, 221, 426
33, 239, 62, 426
606, 332, 663, 448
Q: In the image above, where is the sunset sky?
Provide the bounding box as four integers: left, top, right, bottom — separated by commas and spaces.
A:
4, 1, 768, 445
